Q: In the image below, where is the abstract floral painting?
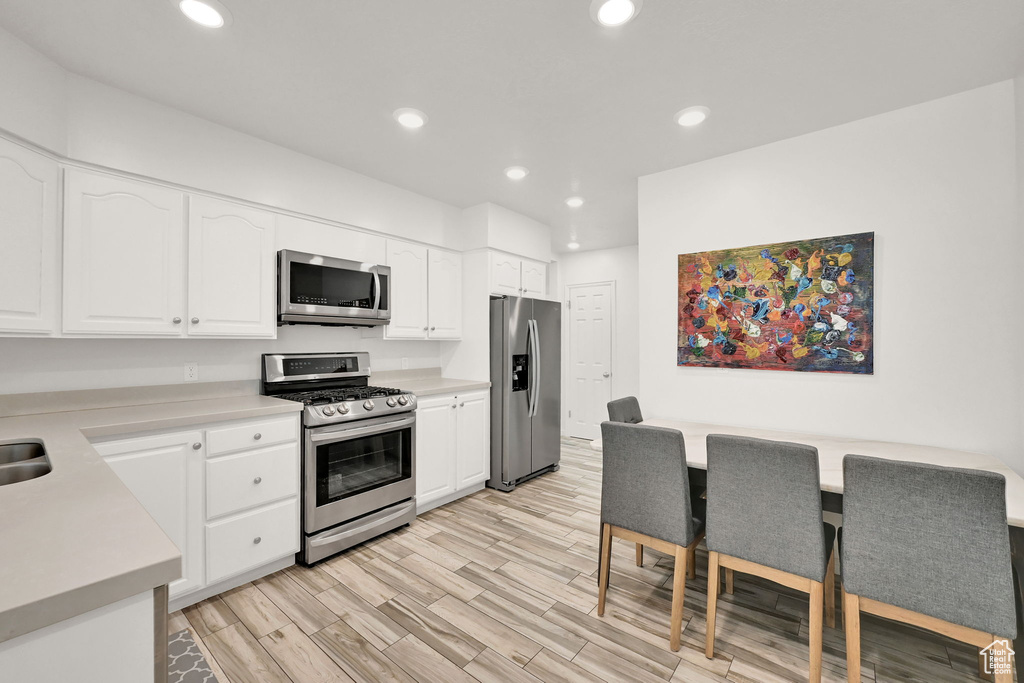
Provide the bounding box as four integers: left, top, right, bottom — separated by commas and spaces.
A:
677, 232, 874, 374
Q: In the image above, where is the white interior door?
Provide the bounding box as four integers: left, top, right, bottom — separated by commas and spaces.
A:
567, 282, 614, 440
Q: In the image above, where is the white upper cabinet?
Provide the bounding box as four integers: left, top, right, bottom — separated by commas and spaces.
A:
488, 251, 547, 299
384, 240, 429, 339
427, 249, 462, 340
520, 259, 547, 298
489, 252, 522, 296
63, 170, 186, 335
188, 196, 276, 337
0, 138, 60, 335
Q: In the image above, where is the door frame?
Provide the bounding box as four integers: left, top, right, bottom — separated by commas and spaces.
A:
564, 280, 616, 439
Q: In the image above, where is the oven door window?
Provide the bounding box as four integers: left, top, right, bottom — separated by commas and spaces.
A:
315, 427, 411, 506
289, 263, 378, 310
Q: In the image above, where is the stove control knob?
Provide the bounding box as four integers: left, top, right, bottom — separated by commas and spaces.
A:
363, 400, 375, 411
386, 397, 397, 407
338, 403, 350, 415
322, 405, 336, 416
397, 396, 409, 406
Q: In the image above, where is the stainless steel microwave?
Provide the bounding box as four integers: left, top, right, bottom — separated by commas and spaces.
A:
278, 250, 391, 327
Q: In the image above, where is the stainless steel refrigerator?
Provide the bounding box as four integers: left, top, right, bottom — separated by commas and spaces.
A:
487, 296, 561, 491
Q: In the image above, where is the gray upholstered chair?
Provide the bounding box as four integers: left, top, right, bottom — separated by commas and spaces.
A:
606, 396, 646, 566
841, 455, 1016, 683
704, 435, 836, 683
607, 396, 643, 424
598, 421, 705, 651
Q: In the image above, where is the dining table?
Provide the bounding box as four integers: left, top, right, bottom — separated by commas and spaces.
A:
592, 418, 1024, 678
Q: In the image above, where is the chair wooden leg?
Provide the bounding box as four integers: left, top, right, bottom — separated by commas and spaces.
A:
840, 583, 846, 630
686, 541, 697, 580
635, 543, 643, 567
992, 637, 1014, 683
808, 580, 823, 683
598, 523, 612, 617
724, 568, 734, 594
843, 590, 861, 683
669, 544, 688, 651
705, 551, 720, 659
824, 552, 836, 629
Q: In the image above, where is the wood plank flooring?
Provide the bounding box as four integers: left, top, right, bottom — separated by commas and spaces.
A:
171, 438, 997, 683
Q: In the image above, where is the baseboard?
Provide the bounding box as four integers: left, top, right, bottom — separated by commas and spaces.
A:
416, 482, 486, 515
168, 554, 295, 612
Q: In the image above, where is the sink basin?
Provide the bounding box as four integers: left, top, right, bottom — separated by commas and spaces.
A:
0, 442, 50, 486
0, 442, 45, 465
0, 462, 50, 486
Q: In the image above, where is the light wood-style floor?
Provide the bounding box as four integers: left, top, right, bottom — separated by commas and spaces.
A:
169, 438, 999, 683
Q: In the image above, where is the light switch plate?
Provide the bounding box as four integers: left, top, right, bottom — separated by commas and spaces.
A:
184, 362, 199, 382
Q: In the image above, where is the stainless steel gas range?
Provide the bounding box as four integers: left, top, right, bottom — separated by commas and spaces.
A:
262, 352, 417, 564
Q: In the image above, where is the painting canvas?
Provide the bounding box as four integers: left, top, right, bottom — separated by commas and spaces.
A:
677, 232, 874, 374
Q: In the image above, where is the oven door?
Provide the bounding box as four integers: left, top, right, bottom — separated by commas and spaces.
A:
279, 250, 390, 323
304, 413, 415, 533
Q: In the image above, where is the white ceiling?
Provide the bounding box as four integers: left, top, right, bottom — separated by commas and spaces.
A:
1, 1, 1022, 252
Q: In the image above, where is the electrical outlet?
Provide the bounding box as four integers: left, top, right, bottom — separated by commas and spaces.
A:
184, 362, 199, 383
402, 357, 409, 370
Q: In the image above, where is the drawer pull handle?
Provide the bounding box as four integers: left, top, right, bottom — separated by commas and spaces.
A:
253, 476, 262, 484
253, 536, 262, 544
192, 442, 202, 450
253, 433, 262, 440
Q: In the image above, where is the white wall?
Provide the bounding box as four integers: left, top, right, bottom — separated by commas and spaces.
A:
558, 245, 639, 434
1016, 73, 1024, 451
0, 28, 66, 154
638, 81, 1022, 474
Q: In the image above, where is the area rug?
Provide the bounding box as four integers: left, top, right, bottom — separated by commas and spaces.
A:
168, 629, 219, 683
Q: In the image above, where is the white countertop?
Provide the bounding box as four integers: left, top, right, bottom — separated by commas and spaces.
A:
0, 393, 301, 644
600, 418, 1024, 528
372, 368, 490, 397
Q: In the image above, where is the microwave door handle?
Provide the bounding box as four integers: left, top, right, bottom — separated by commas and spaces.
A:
371, 266, 381, 312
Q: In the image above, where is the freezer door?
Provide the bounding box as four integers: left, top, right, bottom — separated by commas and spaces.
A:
489, 296, 534, 486
530, 299, 562, 473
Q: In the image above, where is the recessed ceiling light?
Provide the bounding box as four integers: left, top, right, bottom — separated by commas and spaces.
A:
504, 166, 529, 180
675, 106, 710, 127
567, 241, 581, 250
566, 196, 585, 208
177, 0, 230, 28
591, 0, 642, 27
393, 108, 428, 129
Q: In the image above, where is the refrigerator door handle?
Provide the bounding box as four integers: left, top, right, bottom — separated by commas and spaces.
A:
529, 319, 540, 418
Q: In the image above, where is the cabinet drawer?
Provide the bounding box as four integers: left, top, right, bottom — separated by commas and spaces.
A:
206, 444, 299, 519
206, 415, 297, 456
206, 498, 298, 584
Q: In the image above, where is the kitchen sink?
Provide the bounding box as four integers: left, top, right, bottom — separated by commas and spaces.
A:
0, 442, 50, 486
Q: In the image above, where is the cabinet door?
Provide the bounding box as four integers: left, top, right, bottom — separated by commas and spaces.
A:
188, 196, 276, 337
456, 391, 490, 488
415, 394, 458, 507
427, 249, 462, 340
489, 252, 522, 296
0, 139, 59, 335
63, 170, 186, 335
520, 259, 547, 299
93, 430, 204, 597
384, 240, 428, 339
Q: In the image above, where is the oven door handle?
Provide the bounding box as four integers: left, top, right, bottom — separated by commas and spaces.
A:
308, 500, 417, 548
308, 414, 416, 443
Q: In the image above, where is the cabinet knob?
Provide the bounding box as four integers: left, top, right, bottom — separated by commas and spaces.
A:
430, 326, 436, 331
459, 402, 465, 407
253, 476, 262, 485
423, 326, 428, 331
253, 433, 262, 440
191, 317, 200, 324
451, 404, 457, 409
172, 317, 182, 324
253, 536, 262, 545
192, 442, 201, 450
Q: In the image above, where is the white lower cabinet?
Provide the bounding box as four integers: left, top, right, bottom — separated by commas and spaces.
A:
415, 390, 489, 512
92, 413, 300, 603
92, 429, 204, 597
